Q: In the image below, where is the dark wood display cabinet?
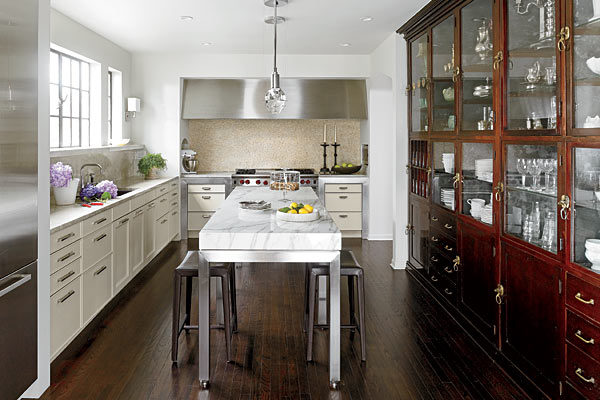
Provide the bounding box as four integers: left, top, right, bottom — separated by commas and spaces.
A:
399, 0, 600, 398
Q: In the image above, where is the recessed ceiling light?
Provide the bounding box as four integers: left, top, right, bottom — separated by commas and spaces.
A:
339, 43, 351, 47
201, 42, 213, 46
180, 15, 194, 21
360, 16, 374, 22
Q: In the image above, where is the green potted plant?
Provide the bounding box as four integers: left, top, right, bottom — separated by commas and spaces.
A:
138, 153, 167, 179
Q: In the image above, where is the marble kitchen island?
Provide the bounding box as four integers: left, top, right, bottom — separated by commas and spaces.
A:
197, 186, 342, 389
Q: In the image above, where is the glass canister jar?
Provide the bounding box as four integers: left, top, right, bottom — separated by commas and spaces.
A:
270, 170, 300, 202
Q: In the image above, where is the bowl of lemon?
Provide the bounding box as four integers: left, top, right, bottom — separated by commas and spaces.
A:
332, 162, 362, 174
276, 202, 319, 222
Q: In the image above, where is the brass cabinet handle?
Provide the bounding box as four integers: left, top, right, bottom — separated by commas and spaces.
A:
453, 256, 460, 272
494, 182, 504, 202
58, 251, 75, 263
444, 245, 453, 252
558, 26, 570, 52
94, 265, 108, 276
493, 51, 503, 70
58, 232, 75, 242
202, 196, 211, 200
94, 233, 107, 243
575, 367, 595, 384
444, 288, 453, 295
431, 256, 439, 263
57, 290, 76, 304
453, 173, 462, 188
431, 236, 439, 242
94, 217, 107, 225
431, 216, 438, 222
575, 330, 595, 345
452, 66, 461, 83
559, 195, 571, 221
430, 275, 438, 282
494, 283, 504, 305
575, 292, 595, 305
444, 223, 453, 230
57, 270, 75, 283
444, 266, 453, 274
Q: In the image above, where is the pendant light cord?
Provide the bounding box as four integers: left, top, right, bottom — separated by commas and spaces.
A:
273, 1, 278, 72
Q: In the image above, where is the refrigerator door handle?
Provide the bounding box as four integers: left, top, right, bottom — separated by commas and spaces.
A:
0, 274, 32, 299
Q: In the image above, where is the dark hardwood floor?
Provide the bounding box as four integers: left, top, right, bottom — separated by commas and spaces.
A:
39, 239, 528, 400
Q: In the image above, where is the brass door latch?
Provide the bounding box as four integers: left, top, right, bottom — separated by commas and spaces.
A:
494, 283, 505, 305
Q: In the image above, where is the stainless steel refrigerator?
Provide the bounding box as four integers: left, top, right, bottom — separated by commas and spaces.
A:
0, 0, 39, 399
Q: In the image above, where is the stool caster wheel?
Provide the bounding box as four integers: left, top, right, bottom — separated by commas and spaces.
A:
329, 380, 340, 390
200, 380, 210, 390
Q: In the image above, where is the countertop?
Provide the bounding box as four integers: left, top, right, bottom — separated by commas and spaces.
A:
318, 174, 369, 182
199, 186, 341, 251
181, 172, 234, 179
50, 176, 179, 232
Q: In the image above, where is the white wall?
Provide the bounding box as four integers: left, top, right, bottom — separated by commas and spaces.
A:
130, 53, 370, 176
50, 9, 132, 144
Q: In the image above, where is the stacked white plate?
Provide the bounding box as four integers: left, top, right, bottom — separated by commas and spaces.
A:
441, 188, 455, 210
475, 159, 493, 182
442, 153, 455, 173
481, 204, 493, 225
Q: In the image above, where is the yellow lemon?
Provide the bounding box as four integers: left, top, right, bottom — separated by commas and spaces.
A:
290, 202, 298, 209
304, 204, 313, 213
299, 208, 309, 214
288, 209, 298, 214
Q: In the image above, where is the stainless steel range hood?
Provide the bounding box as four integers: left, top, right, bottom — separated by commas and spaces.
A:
181, 78, 368, 120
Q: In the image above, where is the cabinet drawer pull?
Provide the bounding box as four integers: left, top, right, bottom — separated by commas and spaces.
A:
339, 186, 348, 190
444, 223, 453, 230
172, 211, 178, 216
430, 275, 438, 282
171, 201, 178, 206
202, 187, 212, 191
148, 203, 155, 208
161, 219, 168, 224
94, 217, 107, 225
431, 256, 439, 263
120, 218, 129, 225
339, 214, 348, 218
57, 270, 75, 283
58, 251, 75, 263
172, 192, 178, 197
202, 196, 211, 200
444, 288, 453, 295
94, 265, 107, 276
58, 232, 75, 242
203, 215, 211, 219
160, 187, 167, 192
575, 292, 595, 305
94, 233, 107, 242
57, 290, 76, 304
339, 195, 348, 199
431, 216, 438, 222
431, 236, 439, 242
160, 199, 167, 203
136, 209, 144, 216
444, 266, 453, 274
444, 245, 453, 252
575, 330, 595, 345
575, 368, 595, 384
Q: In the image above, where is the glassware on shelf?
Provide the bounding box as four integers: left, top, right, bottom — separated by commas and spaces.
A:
270, 170, 300, 203
531, 201, 542, 243
516, 158, 528, 188
541, 210, 557, 252
540, 158, 553, 191
523, 214, 533, 242
474, 17, 493, 61
526, 158, 542, 190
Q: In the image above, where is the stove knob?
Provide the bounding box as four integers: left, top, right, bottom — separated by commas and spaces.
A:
238, 180, 243, 185
256, 179, 261, 185
245, 180, 250, 184
306, 179, 311, 184
263, 180, 268, 185
300, 180, 305, 184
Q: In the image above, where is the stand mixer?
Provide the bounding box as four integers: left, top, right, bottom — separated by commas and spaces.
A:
181, 149, 198, 173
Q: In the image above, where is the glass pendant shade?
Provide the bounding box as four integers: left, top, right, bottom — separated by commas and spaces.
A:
265, 71, 286, 114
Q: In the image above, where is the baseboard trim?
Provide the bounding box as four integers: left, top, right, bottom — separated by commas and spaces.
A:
367, 234, 393, 241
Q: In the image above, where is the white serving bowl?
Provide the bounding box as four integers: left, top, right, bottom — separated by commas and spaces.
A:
276, 209, 320, 222
587, 57, 600, 75
585, 239, 600, 251
585, 250, 600, 270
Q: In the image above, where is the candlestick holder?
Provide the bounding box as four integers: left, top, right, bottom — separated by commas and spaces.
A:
331, 142, 340, 171
320, 142, 330, 174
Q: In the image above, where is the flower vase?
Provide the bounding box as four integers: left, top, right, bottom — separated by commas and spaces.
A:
53, 178, 80, 206
146, 168, 159, 180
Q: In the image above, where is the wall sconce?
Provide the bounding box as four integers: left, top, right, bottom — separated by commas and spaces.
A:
125, 97, 141, 121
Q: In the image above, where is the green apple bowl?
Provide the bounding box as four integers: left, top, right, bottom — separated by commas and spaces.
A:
332, 165, 362, 174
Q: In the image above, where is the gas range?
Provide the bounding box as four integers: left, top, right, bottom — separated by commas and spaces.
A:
232, 168, 319, 189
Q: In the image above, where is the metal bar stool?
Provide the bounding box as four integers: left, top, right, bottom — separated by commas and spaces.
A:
172, 251, 238, 363
305, 249, 366, 362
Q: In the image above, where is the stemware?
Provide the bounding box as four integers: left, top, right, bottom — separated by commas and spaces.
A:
516, 158, 528, 188
527, 159, 542, 190
540, 159, 553, 192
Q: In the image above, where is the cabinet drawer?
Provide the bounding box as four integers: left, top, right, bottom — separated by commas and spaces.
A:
189, 193, 226, 211
325, 183, 362, 193
156, 184, 170, 196
567, 343, 600, 399
82, 254, 112, 324
82, 225, 112, 270
567, 274, 600, 324
51, 241, 82, 275
189, 212, 214, 230
50, 223, 81, 253
430, 209, 456, 239
131, 193, 147, 211
427, 271, 457, 303
429, 231, 457, 257
169, 209, 180, 239
568, 310, 600, 362
156, 193, 171, 217
112, 200, 131, 220
51, 276, 81, 357
189, 184, 225, 193
168, 179, 180, 191
429, 246, 458, 284
329, 212, 362, 231
155, 214, 170, 250
325, 193, 362, 212
169, 198, 179, 210
50, 258, 81, 296
81, 209, 113, 236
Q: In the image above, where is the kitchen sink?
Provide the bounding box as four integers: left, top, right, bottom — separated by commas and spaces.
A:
116, 188, 135, 197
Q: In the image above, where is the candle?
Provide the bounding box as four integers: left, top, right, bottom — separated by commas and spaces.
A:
334, 125, 337, 143
323, 124, 327, 143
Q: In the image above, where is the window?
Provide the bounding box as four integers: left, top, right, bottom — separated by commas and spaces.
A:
108, 70, 113, 141
50, 49, 91, 148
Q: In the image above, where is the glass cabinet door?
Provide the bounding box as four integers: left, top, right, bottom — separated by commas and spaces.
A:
504, 144, 558, 253
572, 147, 600, 272
571, 0, 600, 134
505, 0, 559, 133
410, 140, 429, 198
432, 16, 456, 133
460, 0, 495, 133
461, 143, 494, 225
432, 142, 456, 211
411, 33, 429, 133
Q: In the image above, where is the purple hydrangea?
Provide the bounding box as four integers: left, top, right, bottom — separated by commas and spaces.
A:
80, 183, 99, 202
95, 180, 118, 199
50, 162, 73, 188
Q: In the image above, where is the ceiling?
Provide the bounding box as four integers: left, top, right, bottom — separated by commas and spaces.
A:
50, 0, 429, 55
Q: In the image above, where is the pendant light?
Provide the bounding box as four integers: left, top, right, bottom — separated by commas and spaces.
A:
265, 0, 286, 114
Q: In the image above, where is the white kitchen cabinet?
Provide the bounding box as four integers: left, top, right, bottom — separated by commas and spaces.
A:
324, 183, 364, 238
112, 215, 131, 294
50, 258, 81, 296
189, 193, 226, 211
155, 213, 170, 251
50, 240, 81, 274
143, 202, 156, 262
155, 193, 170, 218
169, 208, 179, 240
329, 211, 362, 231
82, 254, 112, 324
130, 208, 144, 275
50, 223, 81, 253
51, 276, 81, 357
81, 208, 112, 236
82, 225, 112, 270
324, 193, 362, 212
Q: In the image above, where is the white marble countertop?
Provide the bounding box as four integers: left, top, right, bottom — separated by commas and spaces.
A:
181, 172, 234, 179
50, 176, 179, 232
199, 186, 341, 251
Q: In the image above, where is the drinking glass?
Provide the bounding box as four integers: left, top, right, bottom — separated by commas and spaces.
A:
527, 159, 542, 190
516, 158, 528, 188
541, 159, 553, 192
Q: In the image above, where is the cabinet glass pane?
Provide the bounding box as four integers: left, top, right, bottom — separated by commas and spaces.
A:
461, 143, 494, 225
411, 34, 429, 132
410, 140, 429, 198
461, 0, 494, 132
573, 148, 600, 271
505, 144, 558, 253
573, 0, 600, 130
432, 17, 456, 132
432, 142, 455, 210
506, 0, 558, 131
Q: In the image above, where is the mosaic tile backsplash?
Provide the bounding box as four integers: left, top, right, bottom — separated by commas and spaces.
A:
187, 119, 362, 172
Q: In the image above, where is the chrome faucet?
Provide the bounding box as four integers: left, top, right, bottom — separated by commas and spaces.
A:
80, 163, 103, 191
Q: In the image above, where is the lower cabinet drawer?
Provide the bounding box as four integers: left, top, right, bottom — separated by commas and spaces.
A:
50, 223, 81, 253
189, 184, 225, 193
325, 183, 362, 193
189, 193, 226, 212
430, 209, 457, 239
155, 213, 170, 250
567, 310, 600, 363
155, 193, 171, 217
50, 258, 82, 296
427, 271, 456, 303
169, 209, 180, 239
329, 212, 361, 231
325, 193, 362, 212
112, 200, 131, 221
82, 225, 112, 270
567, 343, 600, 399
81, 209, 113, 236
189, 212, 214, 230
82, 254, 112, 324
51, 276, 81, 357
567, 273, 600, 324
51, 240, 81, 275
